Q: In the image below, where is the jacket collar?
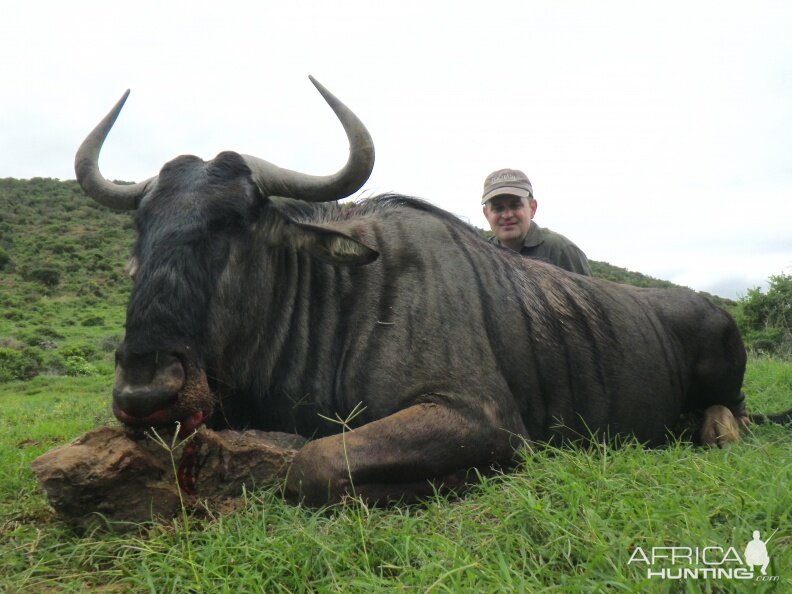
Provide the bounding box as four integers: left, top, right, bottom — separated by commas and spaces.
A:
520, 222, 544, 248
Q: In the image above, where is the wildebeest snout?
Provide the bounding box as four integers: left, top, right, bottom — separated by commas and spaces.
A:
113, 350, 185, 421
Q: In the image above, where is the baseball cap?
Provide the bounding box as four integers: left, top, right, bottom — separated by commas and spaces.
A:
481, 168, 533, 204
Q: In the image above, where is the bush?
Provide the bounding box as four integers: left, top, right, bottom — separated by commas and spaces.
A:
41, 353, 67, 376
77, 281, 106, 299
3, 309, 24, 321
0, 347, 44, 382
63, 355, 98, 377
81, 315, 105, 327
60, 344, 98, 360
19, 327, 66, 347
25, 268, 60, 288
734, 273, 792, 356
0, 247, 10, 271
33, 327, 66, 341
99, 334, 123, 353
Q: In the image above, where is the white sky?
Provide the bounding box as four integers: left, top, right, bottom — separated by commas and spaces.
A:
2, 0, 790, 299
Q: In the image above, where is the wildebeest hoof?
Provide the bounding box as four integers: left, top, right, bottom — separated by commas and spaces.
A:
285, 440, 350, 506
699, 405, 741, 447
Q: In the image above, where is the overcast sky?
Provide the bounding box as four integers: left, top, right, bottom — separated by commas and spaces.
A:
2, 1, 790, 298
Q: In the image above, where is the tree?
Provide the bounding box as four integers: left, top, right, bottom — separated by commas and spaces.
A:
734, 273, 792, 355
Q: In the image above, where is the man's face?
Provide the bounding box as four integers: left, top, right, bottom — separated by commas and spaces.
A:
483, 194, 536, 249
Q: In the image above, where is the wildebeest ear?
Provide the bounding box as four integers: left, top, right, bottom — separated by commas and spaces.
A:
290, 220, 379, 265
268, 213, 379, 266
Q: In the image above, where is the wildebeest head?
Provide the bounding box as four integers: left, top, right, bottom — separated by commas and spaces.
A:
75, 78, 376, 432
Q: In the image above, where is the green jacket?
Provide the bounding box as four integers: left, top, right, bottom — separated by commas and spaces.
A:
489, 223, 592, 276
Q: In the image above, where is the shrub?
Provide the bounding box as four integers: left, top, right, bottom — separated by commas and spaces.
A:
77, 282, 106, 299
63, 355, 98, 377
19, 327, 67, 347
25, 268, 61, 288
60, 344, 98, 360
0, 346, 44, 382
81, 315, 105, 327
99, 334, 123, 353
50, 240, 76, 255
34, 327, 66, 341
734, 273, 792, 356
0, 247, 10, 271
41, 353, 67, 376
3, 309, 24, 321
0, 337, 25, 350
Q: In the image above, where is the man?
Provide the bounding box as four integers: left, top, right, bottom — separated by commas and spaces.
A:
481, 168, 591, 275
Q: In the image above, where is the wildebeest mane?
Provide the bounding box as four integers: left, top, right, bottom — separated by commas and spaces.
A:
270, 192, 488, 245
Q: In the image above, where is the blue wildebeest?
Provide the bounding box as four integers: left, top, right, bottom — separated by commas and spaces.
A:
75, 78, 779, 506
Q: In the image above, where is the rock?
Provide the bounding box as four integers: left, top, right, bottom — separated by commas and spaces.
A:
31, 426, 307, 532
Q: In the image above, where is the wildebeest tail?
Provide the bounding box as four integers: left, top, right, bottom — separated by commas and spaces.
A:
749, 408, 792, 425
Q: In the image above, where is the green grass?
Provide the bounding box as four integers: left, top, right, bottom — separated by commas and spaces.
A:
1, 356, 790, 593
744, 356, 792, 412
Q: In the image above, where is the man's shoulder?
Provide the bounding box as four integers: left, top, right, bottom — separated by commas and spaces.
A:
532, 225, 579, 249
523, 224, 592, 275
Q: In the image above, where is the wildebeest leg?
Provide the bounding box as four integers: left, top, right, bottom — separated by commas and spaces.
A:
284, 402, 519, 506
691, 317, 749, 435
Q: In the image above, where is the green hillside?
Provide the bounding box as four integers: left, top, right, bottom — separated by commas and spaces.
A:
0, 177, 134, 294
0, 177, 721, 297
0, 178, 132, 382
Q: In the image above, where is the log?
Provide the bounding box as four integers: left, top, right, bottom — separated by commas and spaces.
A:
31, 426, 306, 532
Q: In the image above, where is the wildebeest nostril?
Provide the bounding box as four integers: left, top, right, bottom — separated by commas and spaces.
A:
113, 353, 185, 419
113, 384, 178, 419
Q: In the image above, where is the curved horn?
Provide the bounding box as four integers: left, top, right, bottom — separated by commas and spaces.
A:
242, 76, 375, 202
74, 90, 154, 210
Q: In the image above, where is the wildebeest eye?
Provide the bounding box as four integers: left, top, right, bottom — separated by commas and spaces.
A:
125, 256, 140, 278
